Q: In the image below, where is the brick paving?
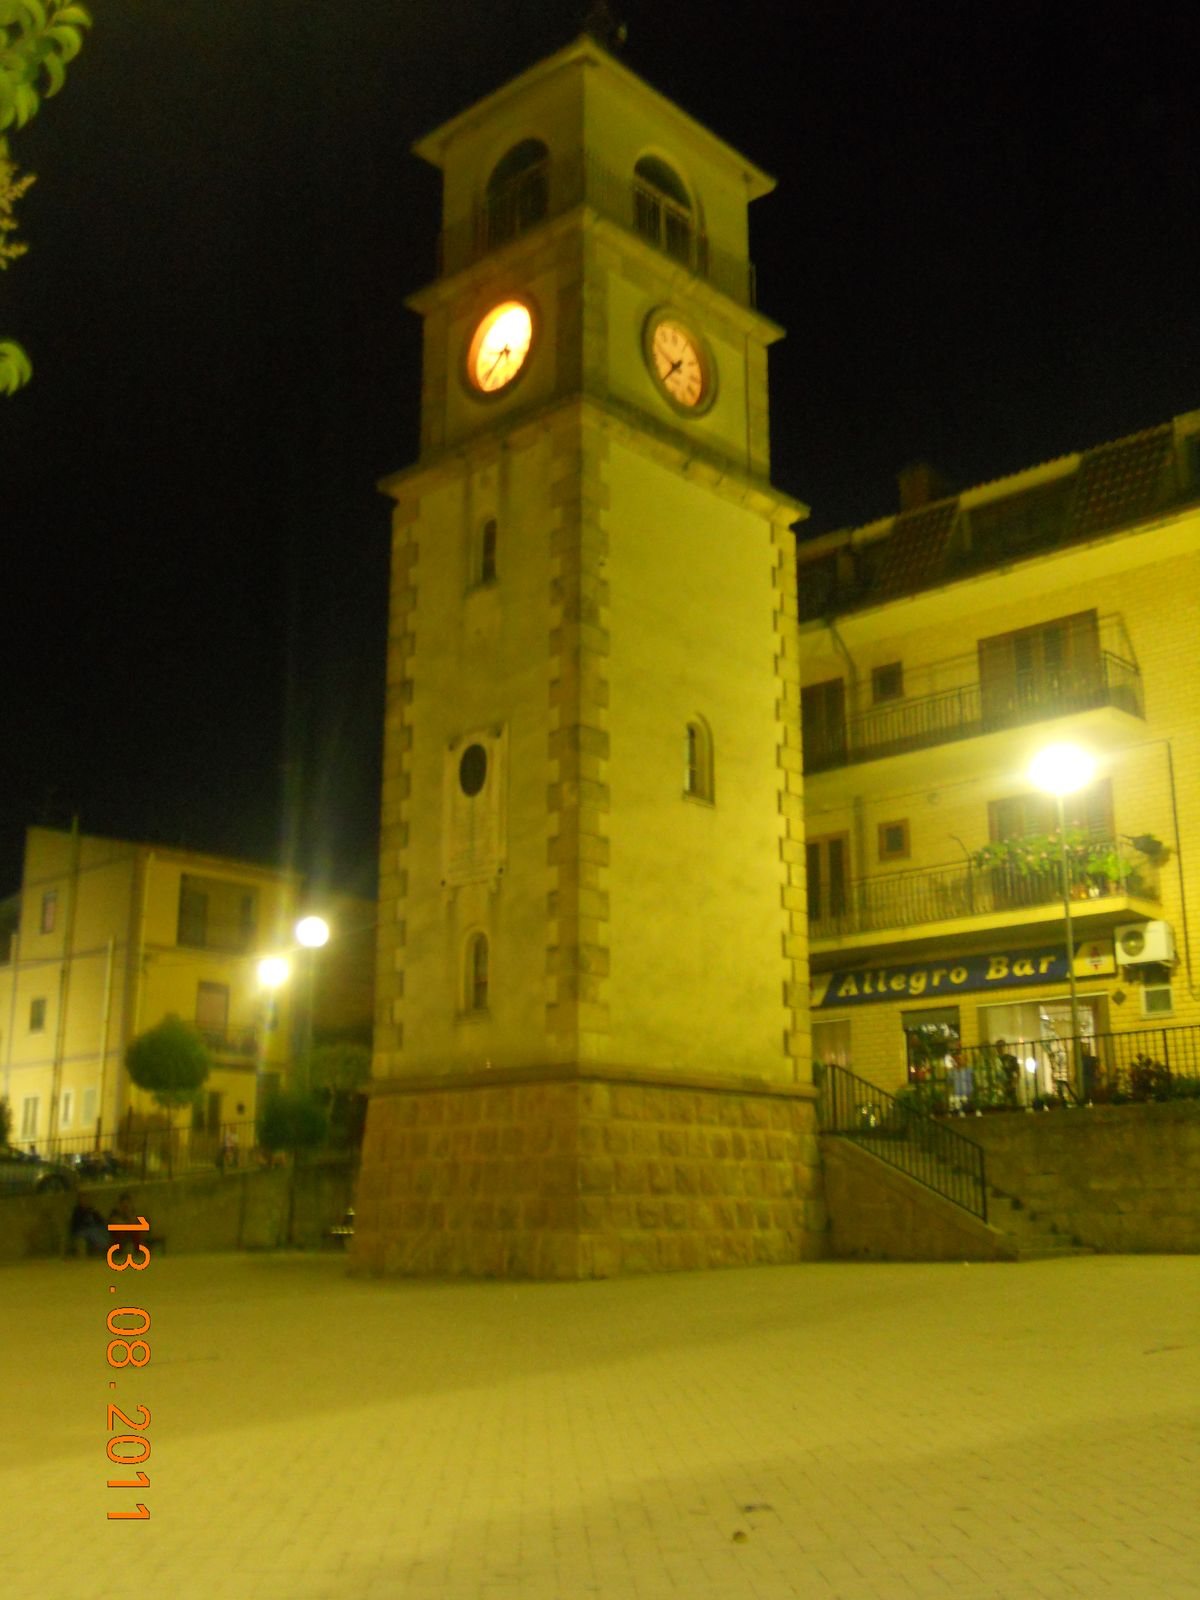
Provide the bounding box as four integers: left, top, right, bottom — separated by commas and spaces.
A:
10, 1252, 1199, 1599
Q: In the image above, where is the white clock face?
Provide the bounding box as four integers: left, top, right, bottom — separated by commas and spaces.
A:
468, 300, 533, 393
650, 318, 707, 408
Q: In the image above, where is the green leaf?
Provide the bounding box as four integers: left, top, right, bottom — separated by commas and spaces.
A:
0, 338, 33, 393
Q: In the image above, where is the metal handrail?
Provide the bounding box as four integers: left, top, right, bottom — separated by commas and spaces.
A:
817, 1062, 989, 1221
810, 838, 1158, 941
805, 650, 1143, 774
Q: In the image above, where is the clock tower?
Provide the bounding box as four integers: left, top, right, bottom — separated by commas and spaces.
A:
353, 35, 825, 1278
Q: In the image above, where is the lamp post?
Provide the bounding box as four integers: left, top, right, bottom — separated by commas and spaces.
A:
256, 954, 291, 1113
1028, 742, 1097, 1102
294, 914, 330, 1091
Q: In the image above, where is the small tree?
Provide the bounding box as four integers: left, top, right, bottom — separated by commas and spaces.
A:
125, 1016, 212, 1111
303, 1042, 370, 1148
257, 1088, 330, 1245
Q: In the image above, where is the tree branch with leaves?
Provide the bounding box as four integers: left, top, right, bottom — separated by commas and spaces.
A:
0, 0, 91, 393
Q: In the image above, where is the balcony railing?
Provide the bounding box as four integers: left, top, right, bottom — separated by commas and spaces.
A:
804, 652, 1143, 774
437, 152, 756, 307
810, 840, 1158, 942
196, 1026, 259, 1061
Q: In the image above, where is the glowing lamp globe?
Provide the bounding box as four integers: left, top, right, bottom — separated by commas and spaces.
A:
295, 915, 330, 949
1028, 743, 1096, 797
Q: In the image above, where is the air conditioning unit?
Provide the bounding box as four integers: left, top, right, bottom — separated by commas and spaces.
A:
1115, 921, 1175, 964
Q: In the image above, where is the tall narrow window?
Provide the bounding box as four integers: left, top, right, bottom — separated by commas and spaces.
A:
484, 139, 549, 248
29, 996, 46, 1032
800, 677, 847, 771
806, 835, 849, 929
633, 155, 693, 265
480, 517, 498, 584
683, 717, 713, 802
40, 889, 57, 934
465, 933, 489, 1014
21, 1096, 38, 1139
60, 1088, 74, 1129
81, 1087, 97, 1130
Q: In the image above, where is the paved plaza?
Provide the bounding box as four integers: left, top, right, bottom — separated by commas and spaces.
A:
11, 1250, 1198, 1599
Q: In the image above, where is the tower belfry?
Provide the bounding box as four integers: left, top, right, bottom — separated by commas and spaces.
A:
353, 35, 824, 1278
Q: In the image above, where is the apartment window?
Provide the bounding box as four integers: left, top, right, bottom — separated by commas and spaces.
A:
178, 875, 258, 952
196, 981, 230, 1037
484, 139, 549, 249
60, 1088, 73, 1129
878, 820, 910, 861
29, 996, 46, 1032
978, 611, 1101, 725
480, 517, 498, 584
872, 662, 904, 703
989, 779, 1113, 844
21, 1096, 38, 1139
1141, 979, 1174, 1018
178, 882, 208, 947
683, 718, 714, 803
800, 677, 847, 770
465, 933, 489, 1014
40, 889, 57, 934
81, 1087, 97, 1130
806, 834, 849, 925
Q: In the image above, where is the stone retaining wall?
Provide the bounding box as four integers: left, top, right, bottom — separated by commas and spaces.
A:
351, 1070, 826, 1278
821, 1137, 1013, 1262
0, 1160, 357, 1261
960, 1102, 1200, 1252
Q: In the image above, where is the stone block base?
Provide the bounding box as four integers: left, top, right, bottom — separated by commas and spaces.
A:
349, 1067, 826, 1278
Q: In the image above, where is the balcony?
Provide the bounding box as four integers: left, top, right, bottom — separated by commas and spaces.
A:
810, 840, 1159, 953
436, 152, 756, 308
805, 651, 1143, 776
196, 1027, 259, 1063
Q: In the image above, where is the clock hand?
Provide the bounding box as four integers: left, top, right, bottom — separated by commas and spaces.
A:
485, 344, 513, 382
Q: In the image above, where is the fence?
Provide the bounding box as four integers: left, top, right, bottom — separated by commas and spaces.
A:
817, 1062, 989, 1221
905, 1023, 1200, 1110
10, 1120, 280, 1184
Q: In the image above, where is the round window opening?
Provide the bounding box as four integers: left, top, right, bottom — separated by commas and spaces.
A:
459, 743, 488, 797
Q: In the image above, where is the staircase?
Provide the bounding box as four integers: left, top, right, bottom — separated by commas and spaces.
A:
818, 1066, 1091, 1261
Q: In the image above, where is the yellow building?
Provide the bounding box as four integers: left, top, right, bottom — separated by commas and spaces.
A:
797, 417, 1200, 1101
0, 826, 370, 1150
355, 35, 824, 1278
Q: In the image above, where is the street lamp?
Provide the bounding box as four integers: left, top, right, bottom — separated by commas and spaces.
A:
294, 914, 330, 1088
1028, 742, 1097, 1101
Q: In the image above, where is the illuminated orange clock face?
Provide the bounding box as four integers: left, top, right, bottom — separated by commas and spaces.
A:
468, 300, 534, 393
649, 317, 709, 409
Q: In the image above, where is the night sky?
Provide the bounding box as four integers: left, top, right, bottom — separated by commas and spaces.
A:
5, 0, 1199, 897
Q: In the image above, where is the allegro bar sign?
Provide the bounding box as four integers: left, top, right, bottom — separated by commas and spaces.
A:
812, 938, 1115, 1009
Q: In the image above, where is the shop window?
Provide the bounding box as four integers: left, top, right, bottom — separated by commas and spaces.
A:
40, 889, 57, 934
871, 662, 904, 703
683, 718, 714, 803
812, 1018, 851, 1073
29, 996, 46, 1032
901, 1007, 960, 1084
878, 820, 910, 861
